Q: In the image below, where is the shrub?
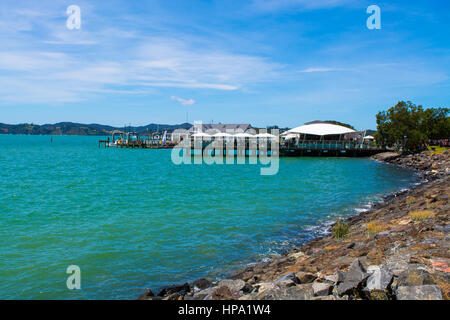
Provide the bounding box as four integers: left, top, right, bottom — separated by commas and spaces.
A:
409, 210, 436, 221
332, 221, 349, 240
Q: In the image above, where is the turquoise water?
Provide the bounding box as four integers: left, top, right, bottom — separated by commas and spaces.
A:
0, 135, 418, 299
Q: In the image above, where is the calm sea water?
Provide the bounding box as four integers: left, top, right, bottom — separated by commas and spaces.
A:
0, 135, 418, 299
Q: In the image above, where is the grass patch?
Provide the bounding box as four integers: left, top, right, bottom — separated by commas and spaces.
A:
427, 146, 450, 155
409, 210, 436, 221
332, 221, 349, 240
436, 281, 450, 300
405, 196, 416, 205
366, 221, 389, 237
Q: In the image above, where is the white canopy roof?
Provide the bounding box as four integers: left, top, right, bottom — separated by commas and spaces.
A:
364, 135, 375, 140
213, 132, 233, 137
286, 123, 355, 136
234, 132, 254, 138
283, 133, 298, 139
255, 133, 277, 138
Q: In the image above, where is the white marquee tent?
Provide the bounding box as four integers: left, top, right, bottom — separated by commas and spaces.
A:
234, 132, 255, 138
285, 123, 356, 136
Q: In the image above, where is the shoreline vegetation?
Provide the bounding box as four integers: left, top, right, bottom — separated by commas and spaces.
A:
139, 150, 449, 300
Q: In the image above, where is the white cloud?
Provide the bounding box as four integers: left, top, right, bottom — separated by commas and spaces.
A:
0, 33, 280, 103
171, 96, 195, 106
301, 67, 341, 73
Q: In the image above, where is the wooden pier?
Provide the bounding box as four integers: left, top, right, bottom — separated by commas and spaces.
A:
99, 135, 386, 157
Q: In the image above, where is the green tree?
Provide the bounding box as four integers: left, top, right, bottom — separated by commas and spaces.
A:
422, 107, 450, 140
375, 101, 449, 153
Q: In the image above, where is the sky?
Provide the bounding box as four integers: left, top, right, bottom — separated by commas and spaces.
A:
0, 0, 449, 130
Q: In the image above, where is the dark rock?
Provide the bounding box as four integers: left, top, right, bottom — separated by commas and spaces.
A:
295, 271, 317, 284
396, 265, 435, 287
312, 281, 333, 296
336, 271, 346, 283
163, 292, 182, 300
337, 259, 369, 296
242, 282, 254, 294
158, 282, 190, 297
396, 285, 443, 300
347, 242, 356, 249
212, 286, 235, 300
275, 272, 299, 287
137, 289, 155, 300
192, 278, 212, 290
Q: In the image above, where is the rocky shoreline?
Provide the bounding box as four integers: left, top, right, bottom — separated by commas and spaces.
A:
139, 150, 449, 300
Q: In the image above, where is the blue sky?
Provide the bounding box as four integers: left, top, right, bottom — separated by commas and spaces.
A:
0, 0, 449, 129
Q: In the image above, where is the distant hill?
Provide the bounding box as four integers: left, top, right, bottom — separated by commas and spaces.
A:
0, 122, 192, 136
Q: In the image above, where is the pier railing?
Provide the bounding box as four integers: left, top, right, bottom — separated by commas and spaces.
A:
282, 140, 379, 150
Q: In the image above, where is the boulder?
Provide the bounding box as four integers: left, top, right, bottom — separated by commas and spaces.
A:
137, 289, 155, 300
258, 284, 314, 300
158, 283, 190, 297
312, 281, 333, 296
163, 292, 182, 300
212, 286, 235, 300
275, 272, 299, 287
289, 251, 306, 259
217, 279, 246, 294
256, 282, 276, 295
365, 265, 393, 292
372, 152, 401, 162
336, 259, 369, 295
396, 265, 435, 287
192, 287, 215, 300
238, 292, 259, 300
192, 278, 212, 291
324, 271, 345, 284
396, 285, 443, 300
295, 271, 317, 284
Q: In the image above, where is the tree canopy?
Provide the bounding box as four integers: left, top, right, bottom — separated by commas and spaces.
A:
375, 101, 449, 153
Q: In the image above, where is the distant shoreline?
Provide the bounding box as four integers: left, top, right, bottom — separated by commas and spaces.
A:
0, 122, 192, 136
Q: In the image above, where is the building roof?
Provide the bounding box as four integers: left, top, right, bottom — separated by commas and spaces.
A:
192, 132, 212, 138
190, 124, 252, 134
286, 123, 356, 136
